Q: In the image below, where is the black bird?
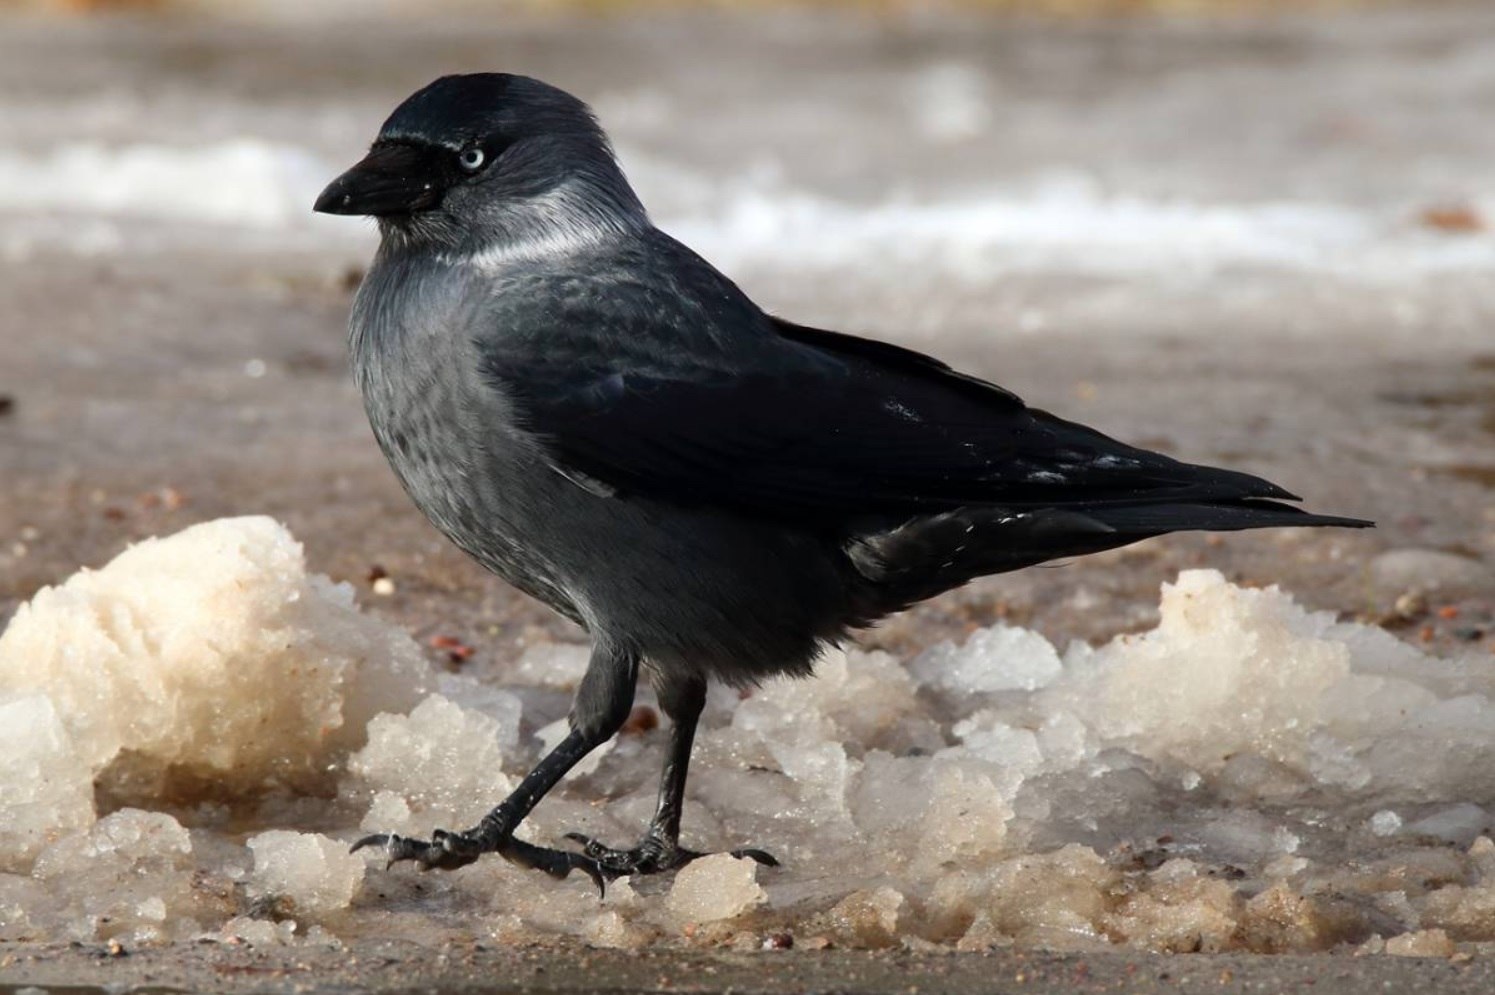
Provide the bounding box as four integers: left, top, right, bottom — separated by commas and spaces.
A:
314, 74, 1370, 891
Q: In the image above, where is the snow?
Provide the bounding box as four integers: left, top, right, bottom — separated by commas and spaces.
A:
1371, 810, 1403, 837
665, 853, 767, 925
348, 694, 517, 837
23, 809, 202, 944
0, 516, 431, 840
911, 624, 1063, 694
246, 831, 365, 917
3, 516, 1494, 954
1, 139, 1492, 284
660, 171, 1495, 282
1384, 929, 1457, 958
0, 694, 94, 870
0, 141, 329, 229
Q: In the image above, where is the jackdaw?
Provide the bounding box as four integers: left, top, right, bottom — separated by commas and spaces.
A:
314, 73, 1370, 891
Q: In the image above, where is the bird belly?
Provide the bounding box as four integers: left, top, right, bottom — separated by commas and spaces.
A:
362, 361, 585, 621
372, 390, 854, 676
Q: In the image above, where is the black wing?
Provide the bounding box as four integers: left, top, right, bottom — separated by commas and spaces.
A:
485, 300, 1294, 524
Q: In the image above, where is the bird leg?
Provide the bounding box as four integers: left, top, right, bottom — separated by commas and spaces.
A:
352, 641, 639, 894
564, 674, 778, 879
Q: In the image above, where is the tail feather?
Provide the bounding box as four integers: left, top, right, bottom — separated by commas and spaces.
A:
851, 500, 1371, 614
1082, 499, 1372, 535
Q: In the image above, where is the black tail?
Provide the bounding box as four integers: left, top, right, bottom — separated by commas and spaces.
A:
851, 500, 1371, 614
1081, 499, 1371, 535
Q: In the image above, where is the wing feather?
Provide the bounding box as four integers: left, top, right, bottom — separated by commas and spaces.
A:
488, 315, 1293, 523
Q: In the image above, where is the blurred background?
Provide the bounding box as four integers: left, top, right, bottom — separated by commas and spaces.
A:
2, 0, 1493, 658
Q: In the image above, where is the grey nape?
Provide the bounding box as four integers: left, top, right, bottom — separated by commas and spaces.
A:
315, 73, 1370, 893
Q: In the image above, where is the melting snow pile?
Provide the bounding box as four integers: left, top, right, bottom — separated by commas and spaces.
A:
2, 517, 1494, 955
3, 139, 1494, 285
0, 141, 329, 229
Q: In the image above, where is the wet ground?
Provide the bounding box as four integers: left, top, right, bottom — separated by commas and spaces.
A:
10, 940, 1495, 995
3, 2, 1495, 992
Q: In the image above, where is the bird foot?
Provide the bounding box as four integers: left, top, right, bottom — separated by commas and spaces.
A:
352, 829, 607, 895
351, 828, 484, 871
564, 831, 778, 881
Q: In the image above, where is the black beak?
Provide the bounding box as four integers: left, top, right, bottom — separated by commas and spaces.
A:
313, 143, 446, 217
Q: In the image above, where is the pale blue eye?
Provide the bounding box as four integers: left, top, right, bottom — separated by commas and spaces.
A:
458, 147, 486, 172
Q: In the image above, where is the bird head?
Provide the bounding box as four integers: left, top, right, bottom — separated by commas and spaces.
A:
315, 74, 644, 252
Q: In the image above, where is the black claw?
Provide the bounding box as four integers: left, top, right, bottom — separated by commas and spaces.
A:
346, 829, 483, 871
561, 830, 779, 879
349, 832, 391, 854
353, 825, 625, 896
731, 847, 779, 867
576, 856, 607, 897
563, 832, 609, 860
499, 836, 607, 896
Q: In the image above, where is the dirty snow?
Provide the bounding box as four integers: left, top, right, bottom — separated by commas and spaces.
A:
0, 517, 430, 866
246, 831, 365, 917
2, 517, 1494, 953
2, 139, 1493, 282
0, 141, 328, 229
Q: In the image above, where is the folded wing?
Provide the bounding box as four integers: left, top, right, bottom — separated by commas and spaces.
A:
486, 313, 1302, 528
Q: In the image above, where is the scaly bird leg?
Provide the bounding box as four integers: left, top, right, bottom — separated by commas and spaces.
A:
353, 640, 640, 895
564, 673, 777, 879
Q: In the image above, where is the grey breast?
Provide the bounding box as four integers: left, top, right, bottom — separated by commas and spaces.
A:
348, 251, 579, 617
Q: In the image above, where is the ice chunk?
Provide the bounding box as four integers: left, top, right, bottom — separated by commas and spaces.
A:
1038, 569, 1488, 802
950, 711, 1046, 795
912, 624, 1063, 694
853, 752, 1014, 874
694, 648, 943, 844
1104, 860, 1238, 953
435, 674, 524, 751
665, 853, 766, 925
827, 886, 905, 948
0, 694, 95, 870
29, 809, 201, 943
1384, 928, 1456, 958
583, 909, 657, 950
1046, 570, 1353, 775
931, 845, 1117, 950
246, 831, 364, 917
8, 528, 1495, 954
0, 517, 430, 808
348, 694, 516, 835
216, 916, 300, 946
1237, 881, 1367, 953
715, 647, 940, 766
1422, 871, 1495, 941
